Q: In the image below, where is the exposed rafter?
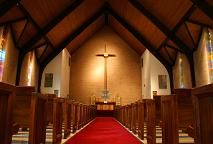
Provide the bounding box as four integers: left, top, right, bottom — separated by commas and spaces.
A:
158, 5, 196, 51
166, 44, 184, 53
9, 24, 18, 49
129, 0, 192, 55
129, 0, 195, 87
184, 22, 196, 48
191, 0, 213, 19
22, 0, 84, 53
38, 4, 107, 92
16, 20, 29, 45
104, 11, 109, 25
17, 3, 55, 51
0, 0, 20, 17
32, 42, 46, 50
39, 44, 48, 61
40, 5, 106, 70
187, 19, 213, 29
107, 6, 172, 70
0, 16, 26, 27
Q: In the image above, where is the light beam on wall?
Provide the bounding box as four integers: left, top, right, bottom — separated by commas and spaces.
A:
27, 52, 33, 86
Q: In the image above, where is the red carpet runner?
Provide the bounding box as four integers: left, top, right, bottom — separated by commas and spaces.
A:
66, 117, 142, 144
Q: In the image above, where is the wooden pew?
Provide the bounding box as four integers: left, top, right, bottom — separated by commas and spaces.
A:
173, 89, 193, 131
62, 98, 72, 139
161, 89, 194, 144
13, 86, 47, 144
45, 94, 64, 144
71, 100, 76, 133
137, 100, 145, 140
153, 96, 164, 125
0, 82, 15, 144
146, 99, 156, 144
161, 95, 178, 144
192, 84, 213, 144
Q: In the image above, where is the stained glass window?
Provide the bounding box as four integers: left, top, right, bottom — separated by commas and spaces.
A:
0, 26, 8, 81
179, 54, 184, 88
207, 29, 213, 83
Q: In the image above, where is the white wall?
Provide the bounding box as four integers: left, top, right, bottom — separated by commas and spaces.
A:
41, 52, 62, 94
141, 50, 171, 99
41, 49, 71, 97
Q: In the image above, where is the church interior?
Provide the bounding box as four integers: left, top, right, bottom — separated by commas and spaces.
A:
0, 0, 212, 144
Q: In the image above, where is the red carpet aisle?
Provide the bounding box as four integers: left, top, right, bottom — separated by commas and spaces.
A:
66, 117, 142, 144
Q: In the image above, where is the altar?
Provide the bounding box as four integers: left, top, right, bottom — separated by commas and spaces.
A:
95, 101, 116, 116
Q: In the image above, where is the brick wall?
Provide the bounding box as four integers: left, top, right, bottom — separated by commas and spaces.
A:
70, 26, 142, 105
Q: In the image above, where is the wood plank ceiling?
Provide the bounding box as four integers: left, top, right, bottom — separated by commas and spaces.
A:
0, 0, 212, 84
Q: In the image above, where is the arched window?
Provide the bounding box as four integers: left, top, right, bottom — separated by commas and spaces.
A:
179, 54, 184, 88
207, 29, 213, 83
0, 26, 8, 81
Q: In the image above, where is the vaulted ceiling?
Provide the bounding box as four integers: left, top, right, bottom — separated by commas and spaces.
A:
0, 0, 212, 80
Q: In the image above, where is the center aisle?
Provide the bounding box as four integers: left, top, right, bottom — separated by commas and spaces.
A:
66, 117, 142, 144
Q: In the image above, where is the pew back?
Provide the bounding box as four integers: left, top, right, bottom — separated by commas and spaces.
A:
192, 84, 213, 144
0, 82, 15, 144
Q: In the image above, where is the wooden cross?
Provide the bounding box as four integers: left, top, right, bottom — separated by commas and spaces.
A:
96, 44, 116, 98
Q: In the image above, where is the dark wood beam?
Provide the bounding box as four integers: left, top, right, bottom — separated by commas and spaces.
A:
129, 0, 192, 55
23, 0, 84, 53
0, 0, 20, 17
0, 16, 26, 27
191, 0, 213, 19
16, 20, 29, 45
32, 42, 46, 50
164, 46, 174, 64
9, 24, 18, 48
166, 44, 184, 53
17, 3, 55, 52
158, 5, 196, 52
37, 66, 44, 92
184, 22, 196, 47
40, 5, 106, 70
187, 19, 213, 29
15, 51, 24, 85
104, 11, 109, 25
39, 44, 48, 61
108, 7, 172, 70
129, 0, 196, 87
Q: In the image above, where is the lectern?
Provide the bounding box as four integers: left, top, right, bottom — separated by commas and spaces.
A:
95, 101, 116, 117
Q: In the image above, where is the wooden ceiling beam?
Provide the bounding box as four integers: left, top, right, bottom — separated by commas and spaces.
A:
104, 11, 109, 25
0, 0, 20, 17
108, 7, 174, 91
166, 44, 184, 53
191, 0, 213, 19
158, 5, 196, 52
40, 5, 106, 70
129, 0, 192, 55
17, 3, 55, 51
107, 6, 172, 70
0, 16, 27, 27
38, 5, 106, 92
187, 19, 213, 29
23, 0, 84, 53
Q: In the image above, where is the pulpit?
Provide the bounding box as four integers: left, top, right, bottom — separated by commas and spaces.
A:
95, 101, 116, 117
